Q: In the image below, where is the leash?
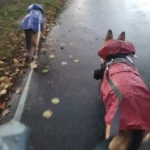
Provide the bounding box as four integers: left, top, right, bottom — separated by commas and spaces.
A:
0, 9, 43, 150
106, 69, 123, 137
13, 13, 41, 121
106, 58, 135, 138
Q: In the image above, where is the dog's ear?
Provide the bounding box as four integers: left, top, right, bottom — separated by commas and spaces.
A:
105, 29, 113, 41
118, 31, 125, 41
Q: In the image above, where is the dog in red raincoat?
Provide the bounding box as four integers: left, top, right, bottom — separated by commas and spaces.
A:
95, 30, 150, 150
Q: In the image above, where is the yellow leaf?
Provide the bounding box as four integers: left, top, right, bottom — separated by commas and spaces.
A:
0, 61, 4, 64
16, 88, 21, 94
0, 76, 9, 82
49, 54, 55, 59
43, 110, 53, 119
41, 48, 47, 52
13, 58, 19, 64
4, 84, 10, 89
30, 62, 37, 69
0, 89, 7, 96
42, 69, 49, 73
2, 109, 9, 117
74, 59, 80, 63
61, 61, 67, 65
51, 98, 60, 104
16, 68, 19, 72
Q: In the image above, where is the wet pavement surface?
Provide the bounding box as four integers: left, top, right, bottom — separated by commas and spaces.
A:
20, 0, 150, 150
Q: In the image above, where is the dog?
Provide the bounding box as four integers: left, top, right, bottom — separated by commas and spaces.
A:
95, 30, 150, 150
20, 4, 45, 62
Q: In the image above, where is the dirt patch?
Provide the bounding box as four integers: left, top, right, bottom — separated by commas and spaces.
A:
0, 0, 65, 118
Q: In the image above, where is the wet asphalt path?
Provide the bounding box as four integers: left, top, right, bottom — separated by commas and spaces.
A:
21, 0, 150, 150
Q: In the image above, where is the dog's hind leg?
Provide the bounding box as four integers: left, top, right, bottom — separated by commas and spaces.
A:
25, 30, 38, 62
32, 31, 38, 53
109, 131, 132, 150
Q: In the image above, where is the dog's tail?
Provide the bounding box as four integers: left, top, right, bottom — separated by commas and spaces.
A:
127, 130, 143, 150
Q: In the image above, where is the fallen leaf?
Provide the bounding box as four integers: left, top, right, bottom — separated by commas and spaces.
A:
16, 68, 19, 72
74, 59, 80, 63
2, 109, 9, 117
0, 76, 9, 82
0, 89, 7, 96
42, 69, 49, 73
43, 110, 53, 119
61, 61, 68, 65
0, 61, 4, 64
30, 62, 38, 69
41, 48, 47, 52
4, 83, 11, 89
13, 58, 19, 64
5, 72, 9, 75
16, 88, 21, 94
51, 98, 60, 104
49, 54, 55, 59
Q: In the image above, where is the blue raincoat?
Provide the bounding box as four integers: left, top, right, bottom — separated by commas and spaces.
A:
20, 4, 45, 32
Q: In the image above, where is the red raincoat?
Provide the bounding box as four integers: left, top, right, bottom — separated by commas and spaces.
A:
98, 40, 150, 130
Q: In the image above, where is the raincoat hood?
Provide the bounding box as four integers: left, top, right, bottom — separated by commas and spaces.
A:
98, 40, 135, 59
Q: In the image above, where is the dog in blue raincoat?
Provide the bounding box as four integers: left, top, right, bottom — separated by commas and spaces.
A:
20, 4, 45, 62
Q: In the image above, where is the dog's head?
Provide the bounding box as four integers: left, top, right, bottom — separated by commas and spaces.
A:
100, 30, 126, 64
104, 29, 125, 46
